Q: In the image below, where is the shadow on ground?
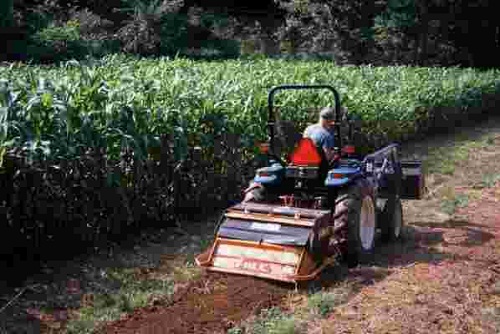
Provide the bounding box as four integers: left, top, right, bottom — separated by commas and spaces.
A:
307, 222, 480, 291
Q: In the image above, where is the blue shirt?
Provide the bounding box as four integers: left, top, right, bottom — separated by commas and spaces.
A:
303, 124, 335, 149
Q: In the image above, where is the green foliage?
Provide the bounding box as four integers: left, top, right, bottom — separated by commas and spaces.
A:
34, 21, 81, 43
227, 327, 243, 334
481, 173, 500, 188
251, 307, 297, 334
199, 12, 230, 30
441, 193, 469, 215
25, 15, 120, 63
374, 0, 417, 29
160, 13, 189, 55
0, 58, 499, 162
0, 0, 14, 28
160, 10, 240, 59
66, 267, 175, 333
307, 290, 349, 317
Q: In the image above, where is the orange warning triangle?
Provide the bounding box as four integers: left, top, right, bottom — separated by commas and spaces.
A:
290, 138, 322, 166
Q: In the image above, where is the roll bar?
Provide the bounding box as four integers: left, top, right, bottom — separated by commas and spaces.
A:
267, 84, 342, 156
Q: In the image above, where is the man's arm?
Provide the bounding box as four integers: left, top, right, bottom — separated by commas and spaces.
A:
323, 147, 336, 162
303, 126, 311, 138
322, 132, 337, 162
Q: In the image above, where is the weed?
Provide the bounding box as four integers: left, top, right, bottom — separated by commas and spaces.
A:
307, 290, 349, 318
481, 173, 500, 188
199, 237, 212, 251
485, 135, 496, 145
466, 189, 482, 201
441, 193, 469, 215
66, 318, 96, 334
94, 293, 116, 309
106, 267, 136, 285
185, 252, 196, 266
427, 147, 457, 175
227, 327, 244, 334
247, 307, 299, 334
173, 263, 202, 282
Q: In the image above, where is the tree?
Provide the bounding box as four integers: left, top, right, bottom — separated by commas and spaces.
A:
0, 0, 14, 28
0, 0, 16, 61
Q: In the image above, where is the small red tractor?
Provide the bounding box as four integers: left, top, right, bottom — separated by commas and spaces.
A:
196, 84, 424, 283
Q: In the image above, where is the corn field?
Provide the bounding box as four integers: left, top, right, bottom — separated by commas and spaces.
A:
0, 55, 499, 257
1, 55, 500, 163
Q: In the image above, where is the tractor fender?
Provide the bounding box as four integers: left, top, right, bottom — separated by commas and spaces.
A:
324, 166, 363, 188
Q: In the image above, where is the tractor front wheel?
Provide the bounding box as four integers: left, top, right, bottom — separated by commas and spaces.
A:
335, 183, 377, 268
381, 163, 404, 242
381, 195, 403, 242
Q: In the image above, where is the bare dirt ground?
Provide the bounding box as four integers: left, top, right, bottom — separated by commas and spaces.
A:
1, 115, 500, 334
103, 272, 290, 334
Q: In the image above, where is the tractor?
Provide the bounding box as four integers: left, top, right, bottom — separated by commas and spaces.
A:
196, 84, 424, 283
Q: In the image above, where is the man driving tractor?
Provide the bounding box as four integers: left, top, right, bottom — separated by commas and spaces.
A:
303, 106, 337, 162
243, 107, 337, 202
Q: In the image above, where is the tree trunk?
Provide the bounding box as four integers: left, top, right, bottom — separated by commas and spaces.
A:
0, 0, 13, 28
415, 0, 428, 66
0, 0, 14, 61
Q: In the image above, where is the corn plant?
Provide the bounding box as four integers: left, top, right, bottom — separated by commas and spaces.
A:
0, 56, 500, 164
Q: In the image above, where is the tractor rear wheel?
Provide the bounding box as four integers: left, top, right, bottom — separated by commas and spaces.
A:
335, 183, 377, 268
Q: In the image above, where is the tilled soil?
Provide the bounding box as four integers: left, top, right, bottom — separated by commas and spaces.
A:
103, 272, 290, 334
320, 184, 500, 334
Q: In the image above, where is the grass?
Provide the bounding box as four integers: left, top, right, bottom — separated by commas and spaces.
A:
228, 307, 300, 334
441, 193, 469, 215
425, 132, 499, 177
426, 138, 486, 175
480, 173, 500, 188
423, 131, 498, 215
226, 281, 356, 334
66, 267, 174, 333
63, 259, 203, 334
306, 288, 351, 318
172, 258, 202, 282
